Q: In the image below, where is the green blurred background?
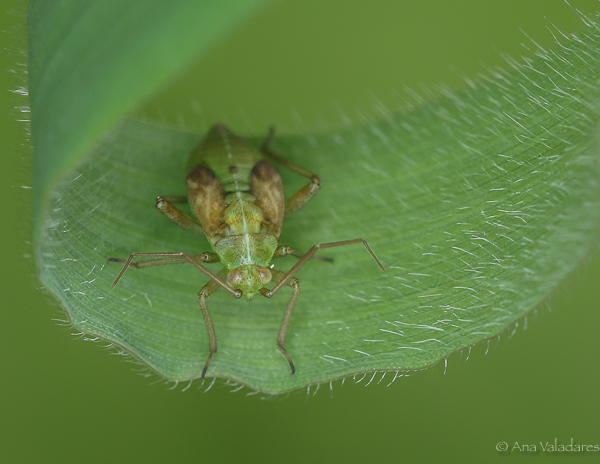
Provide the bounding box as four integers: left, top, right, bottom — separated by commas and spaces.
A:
2, 0, 599, 462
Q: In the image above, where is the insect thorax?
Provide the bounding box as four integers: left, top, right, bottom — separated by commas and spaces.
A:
214, 233, 278, 270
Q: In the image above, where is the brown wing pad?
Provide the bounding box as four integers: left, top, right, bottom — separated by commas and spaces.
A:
250, 159, 285, 237
187, 165, 226, 240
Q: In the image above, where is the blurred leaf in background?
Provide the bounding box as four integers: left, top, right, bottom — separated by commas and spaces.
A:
1, 0, 599, 462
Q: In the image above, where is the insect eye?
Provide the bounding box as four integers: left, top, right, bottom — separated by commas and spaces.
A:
258, 268, 272, 285
226, 270, 243, 287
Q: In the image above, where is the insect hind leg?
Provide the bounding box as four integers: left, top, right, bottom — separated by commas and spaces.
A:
260, 127, 321, 219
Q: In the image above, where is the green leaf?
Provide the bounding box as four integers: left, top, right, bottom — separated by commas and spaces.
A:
31, 2, 600, 393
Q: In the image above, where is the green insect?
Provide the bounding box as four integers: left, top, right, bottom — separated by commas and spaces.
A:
110, 124, 384, 378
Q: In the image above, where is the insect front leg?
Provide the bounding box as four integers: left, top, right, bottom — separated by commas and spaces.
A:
108, 252, 220, 269
260, 269, 300, 375
272, 245, 333, 263
155, 196, 204, 235
260, 127, 321, 219
267, 239, 385, 297
198, 268, 227, 378
111, 252, 241, 298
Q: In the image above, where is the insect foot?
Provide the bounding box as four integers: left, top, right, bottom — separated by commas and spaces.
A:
278, 344, 296, 375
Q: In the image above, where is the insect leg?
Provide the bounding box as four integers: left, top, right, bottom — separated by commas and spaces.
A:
260, 127, 321, 219
198, 268, 226, 378
272, 246, 333, 263
108, 252, 220, 269
155, 196, 204, 235
111, 252, 242, 297
160, 195, 188, 203
261, 269, 299, 374
265, 239, 384, 297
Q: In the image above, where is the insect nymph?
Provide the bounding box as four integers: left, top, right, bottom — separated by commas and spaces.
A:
110, 125, 384, 378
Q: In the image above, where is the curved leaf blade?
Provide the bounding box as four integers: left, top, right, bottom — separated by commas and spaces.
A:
32, 6, 600, 393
